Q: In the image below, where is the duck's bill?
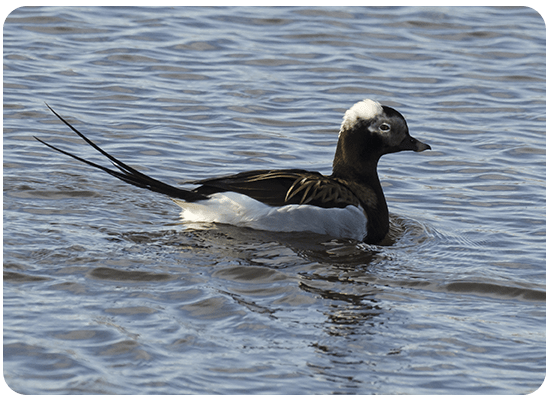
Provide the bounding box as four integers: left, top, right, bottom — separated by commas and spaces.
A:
398, 136, 431, 152
413, 138, 431, 152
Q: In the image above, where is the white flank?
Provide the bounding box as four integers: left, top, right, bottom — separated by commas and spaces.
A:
340, 99, 383, 132
173, 192, 368, 240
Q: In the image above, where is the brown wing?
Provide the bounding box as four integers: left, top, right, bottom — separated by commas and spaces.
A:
192, 169, 360, 209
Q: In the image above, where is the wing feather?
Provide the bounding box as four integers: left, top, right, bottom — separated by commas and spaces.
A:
194, 170, 360, 209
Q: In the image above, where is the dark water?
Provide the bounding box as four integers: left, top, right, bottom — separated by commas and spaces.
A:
3, 6, 545, 395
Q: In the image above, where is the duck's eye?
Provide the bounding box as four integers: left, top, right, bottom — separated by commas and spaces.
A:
380, 123, 391, 132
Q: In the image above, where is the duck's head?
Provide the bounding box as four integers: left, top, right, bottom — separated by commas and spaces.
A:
333, 99, 430, 178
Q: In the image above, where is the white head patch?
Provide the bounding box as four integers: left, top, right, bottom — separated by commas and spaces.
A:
340, 99, 384, 132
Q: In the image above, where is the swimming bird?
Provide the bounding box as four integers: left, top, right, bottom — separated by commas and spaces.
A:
35, 100, 430, 244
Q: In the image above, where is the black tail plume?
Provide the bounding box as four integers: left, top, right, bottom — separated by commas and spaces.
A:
35, 105, 208, 202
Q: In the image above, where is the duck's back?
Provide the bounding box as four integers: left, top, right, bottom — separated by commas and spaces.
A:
191, 169, 360, 209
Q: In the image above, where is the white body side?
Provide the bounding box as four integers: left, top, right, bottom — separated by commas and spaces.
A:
173, 192, 368, 240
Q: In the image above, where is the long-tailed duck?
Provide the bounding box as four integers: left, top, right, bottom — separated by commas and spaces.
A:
35, 100, 430, 244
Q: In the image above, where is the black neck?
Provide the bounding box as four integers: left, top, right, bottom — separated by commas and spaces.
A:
332, 146, 389, 244
362, 173, 389, 244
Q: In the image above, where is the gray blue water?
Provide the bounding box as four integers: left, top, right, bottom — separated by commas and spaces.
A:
3, 6, 545, 395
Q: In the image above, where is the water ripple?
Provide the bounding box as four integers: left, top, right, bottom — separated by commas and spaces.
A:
3, 6, 545, 395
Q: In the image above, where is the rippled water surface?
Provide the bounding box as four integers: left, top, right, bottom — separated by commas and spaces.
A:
3, 6, 545, 395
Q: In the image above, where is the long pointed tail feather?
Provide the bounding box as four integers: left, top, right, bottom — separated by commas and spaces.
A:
35, 105, 208, 202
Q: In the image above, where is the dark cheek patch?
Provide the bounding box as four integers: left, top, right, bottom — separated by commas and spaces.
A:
370, 125, 405, 147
